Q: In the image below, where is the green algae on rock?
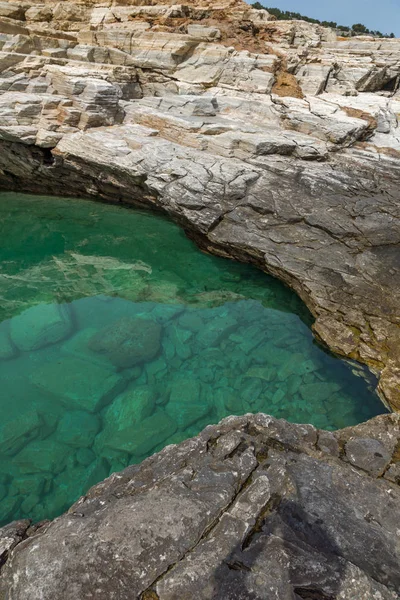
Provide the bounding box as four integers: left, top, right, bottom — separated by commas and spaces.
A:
0, 191, 387, 526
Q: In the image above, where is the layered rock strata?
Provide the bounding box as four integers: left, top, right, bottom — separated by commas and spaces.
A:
1, 413, 400, 599
0, 0, 399, 407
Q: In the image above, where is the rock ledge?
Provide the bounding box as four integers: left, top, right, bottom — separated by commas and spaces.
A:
1, 413, 400, 599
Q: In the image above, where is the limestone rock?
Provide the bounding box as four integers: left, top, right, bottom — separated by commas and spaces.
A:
0, 519, 30, 567
345, 437, 392, 476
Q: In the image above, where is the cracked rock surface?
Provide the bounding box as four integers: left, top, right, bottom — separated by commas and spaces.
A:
0, 0, 399, 406
0, 413, 400, 599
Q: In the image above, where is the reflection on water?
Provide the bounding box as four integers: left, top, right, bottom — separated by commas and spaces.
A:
0, 192, 386, 525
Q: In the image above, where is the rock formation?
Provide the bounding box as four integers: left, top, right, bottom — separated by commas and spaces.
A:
0, 3, 399, 595
1, 413, 400, 599
0, 0, 399, 408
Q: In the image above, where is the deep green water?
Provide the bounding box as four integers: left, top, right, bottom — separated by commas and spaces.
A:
0, 192, 386, 525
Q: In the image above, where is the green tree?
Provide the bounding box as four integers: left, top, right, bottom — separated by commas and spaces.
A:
252, 6, 396, 38
352, 23, 368, 33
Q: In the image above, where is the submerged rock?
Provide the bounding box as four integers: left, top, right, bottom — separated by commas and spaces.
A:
166, 378, 210, 429
0, 0, 398, 407
0, 413, 399, 599
14, 439, 69, 474
100, 408, 176, 457
88, 317, 162, 368
0, 322, 17, 360
0, 407, 40, 456
10, 303, 73, 351
56, 410, 100, 448
30, 357, 126, 413
96, 385, 157, 453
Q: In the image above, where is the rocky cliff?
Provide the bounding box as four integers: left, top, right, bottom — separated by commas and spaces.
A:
0, 4, 400, 595
0, 0, 399, 408
1, 413, 400, 599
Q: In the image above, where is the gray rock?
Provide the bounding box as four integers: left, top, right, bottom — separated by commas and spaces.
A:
345, 437, 392, 476
0, 519, 30, 568
0, 414, 399, 599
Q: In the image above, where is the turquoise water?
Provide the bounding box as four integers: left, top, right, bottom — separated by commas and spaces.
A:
0, 192, 385, 525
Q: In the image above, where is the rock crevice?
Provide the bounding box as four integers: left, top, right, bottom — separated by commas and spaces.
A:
1, 413, 400, 599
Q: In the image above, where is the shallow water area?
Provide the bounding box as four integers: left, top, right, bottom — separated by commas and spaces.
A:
0, 192, 386, 525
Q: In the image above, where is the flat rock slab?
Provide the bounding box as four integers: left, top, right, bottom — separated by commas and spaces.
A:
0, 413, 399, 599
30, 356, 127, 413
10, 303, 73, 351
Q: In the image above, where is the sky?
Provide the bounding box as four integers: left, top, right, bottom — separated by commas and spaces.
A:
255, 0, 400, 36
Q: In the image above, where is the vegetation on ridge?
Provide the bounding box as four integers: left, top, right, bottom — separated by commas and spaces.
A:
252, 4, 396, 38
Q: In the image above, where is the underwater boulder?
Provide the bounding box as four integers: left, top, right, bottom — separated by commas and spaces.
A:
14, 439, 70, 474
30, 357, 126, 413
56, 410, 101, 448
0, 321, 18, 360
95, 386, 157, 454
166, 378, 210, 430
98, 409, 176, 456
0, 407, 41, 456
10, 303, 73, 351
88, 317, 162, 368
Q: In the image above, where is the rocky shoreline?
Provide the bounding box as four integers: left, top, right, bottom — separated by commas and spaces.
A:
1, 413, 400, 599
0, 0, 399, 408
0, 0, 400, 595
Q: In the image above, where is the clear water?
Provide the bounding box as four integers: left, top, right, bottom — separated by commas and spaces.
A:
0, 192, 386, 526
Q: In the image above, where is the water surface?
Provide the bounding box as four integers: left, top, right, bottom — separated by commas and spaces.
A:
0, 192, 386, 525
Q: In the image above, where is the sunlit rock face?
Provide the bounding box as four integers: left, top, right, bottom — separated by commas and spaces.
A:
0, 0, 398, 407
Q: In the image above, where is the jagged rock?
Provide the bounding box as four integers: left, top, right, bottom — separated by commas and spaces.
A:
0, 2, 398, 596
88, 317, 162, 368
0, 519, 30, 567
345, 437, 392, 476
0, 414, 399, 599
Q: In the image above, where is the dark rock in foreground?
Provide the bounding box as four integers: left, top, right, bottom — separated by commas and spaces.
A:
1, 413, 399, 599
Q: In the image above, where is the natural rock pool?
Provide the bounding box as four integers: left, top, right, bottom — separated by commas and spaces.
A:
0, 192, 386, 525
